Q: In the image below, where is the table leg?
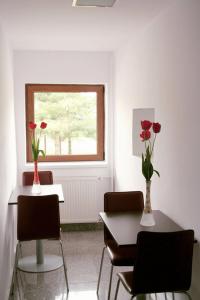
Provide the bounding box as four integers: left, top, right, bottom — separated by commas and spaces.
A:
36, 240, 44, 264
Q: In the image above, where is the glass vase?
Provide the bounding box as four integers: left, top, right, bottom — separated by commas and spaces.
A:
140, 180, 155, 226
32, 160, 41, 194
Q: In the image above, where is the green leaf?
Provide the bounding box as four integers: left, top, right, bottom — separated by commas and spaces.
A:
146, 146, 152, 161
32, 143, 38, 160
142, 153, 144, 164
154, 169, 160, 177
142, 154, 154, 181
147, 161, 153, 180
36, 138, 40, 152
39, 150, 46, 157
142, 154, 147, 179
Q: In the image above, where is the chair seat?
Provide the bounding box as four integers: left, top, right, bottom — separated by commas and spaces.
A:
107, 242, 137, 266
117, 271, 134, 294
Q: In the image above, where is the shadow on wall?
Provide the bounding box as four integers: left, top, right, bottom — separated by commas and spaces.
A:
0, 206, 16, 300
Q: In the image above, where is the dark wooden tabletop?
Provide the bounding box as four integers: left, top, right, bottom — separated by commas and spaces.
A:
100, 210, 183, 247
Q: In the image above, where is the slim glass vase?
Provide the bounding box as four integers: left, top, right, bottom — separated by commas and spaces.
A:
32, 160, 41, 194
140, 180, 155, 226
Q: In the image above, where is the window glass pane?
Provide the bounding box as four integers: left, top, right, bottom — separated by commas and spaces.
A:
34, 92, 97, 155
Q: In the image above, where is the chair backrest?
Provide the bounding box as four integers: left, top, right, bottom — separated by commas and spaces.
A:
17, 194, 60, 241
104, 191, 144, 212
104, 191, 144, 243
22, 171, 53, 186
134, 230, 194, 295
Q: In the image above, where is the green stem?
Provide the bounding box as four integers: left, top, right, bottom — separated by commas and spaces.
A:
151, 134, 157, 156
149, 139, 152, 155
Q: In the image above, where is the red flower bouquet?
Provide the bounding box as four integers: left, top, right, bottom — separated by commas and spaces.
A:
28, 121, 47, 193
139, 120, 161, 226
140, 120, 161, 181
29, 121, 47, 161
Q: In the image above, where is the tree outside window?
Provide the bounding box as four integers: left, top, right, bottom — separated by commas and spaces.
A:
26, 84, 105, 162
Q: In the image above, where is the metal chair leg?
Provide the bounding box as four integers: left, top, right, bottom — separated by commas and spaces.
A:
17, 242, 26, 290
172, 292, 175, 300
107, 264, 114, 300
16, 270, 22, 300
114, 278, 120, 300
59, 240, 69, 293
16, 243, 23, 300
10, 243, 23, 300
9, 267, 15, 297
9, 242, 20, 298
97, 246, 106, 294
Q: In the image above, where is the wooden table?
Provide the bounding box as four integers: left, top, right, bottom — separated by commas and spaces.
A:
9, 184, 64, 273
100, 210, 182, 247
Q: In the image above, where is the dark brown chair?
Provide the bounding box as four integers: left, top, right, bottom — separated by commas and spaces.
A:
22, 171, 53, 186
114, 230, 194, 300
97, 191, 144, 300
12, 194, 69, 295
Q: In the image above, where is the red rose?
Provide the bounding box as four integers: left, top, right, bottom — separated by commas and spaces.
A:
40, 122, 47, 129
29, 122, 37, 130
141, 120, 152, 130
140, 130, 151, 141
153, 122, 161, 133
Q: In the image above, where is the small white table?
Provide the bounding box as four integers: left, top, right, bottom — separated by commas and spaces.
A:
9, 184, 64, 273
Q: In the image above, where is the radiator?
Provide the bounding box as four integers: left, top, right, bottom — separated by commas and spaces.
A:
56, 177, 111, 223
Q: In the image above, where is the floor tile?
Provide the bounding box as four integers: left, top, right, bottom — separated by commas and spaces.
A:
9, 230, 196, 300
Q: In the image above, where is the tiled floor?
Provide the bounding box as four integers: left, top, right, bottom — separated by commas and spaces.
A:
10, 230, 195, 300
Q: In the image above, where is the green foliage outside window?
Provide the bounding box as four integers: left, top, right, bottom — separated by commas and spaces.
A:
34, 92, 97, 155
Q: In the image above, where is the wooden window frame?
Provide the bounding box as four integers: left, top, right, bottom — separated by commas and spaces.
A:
26, 84, 105, 162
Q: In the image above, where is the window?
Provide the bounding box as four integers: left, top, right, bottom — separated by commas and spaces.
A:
26, 84, 105, 162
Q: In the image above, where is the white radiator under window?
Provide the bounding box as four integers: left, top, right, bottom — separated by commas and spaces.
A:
56, 177, 111, 223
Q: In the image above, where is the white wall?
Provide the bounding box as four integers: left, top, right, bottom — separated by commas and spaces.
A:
13, 51, 113, 183
114, 0, 200, 297
0, 23, 17, 300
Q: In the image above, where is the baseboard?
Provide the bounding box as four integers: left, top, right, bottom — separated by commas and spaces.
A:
61, 222, 103, 232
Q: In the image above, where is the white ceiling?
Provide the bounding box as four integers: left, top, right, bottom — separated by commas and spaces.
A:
0, 0, 174, 51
